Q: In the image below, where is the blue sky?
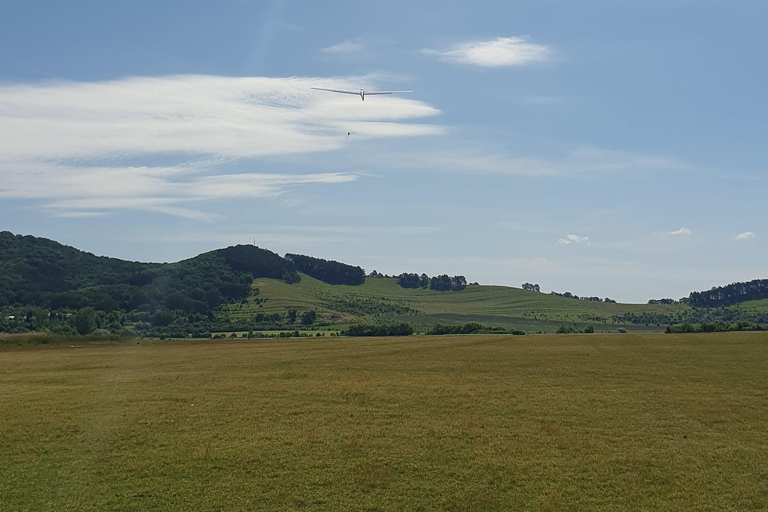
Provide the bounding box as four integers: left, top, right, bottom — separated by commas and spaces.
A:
1, 0, 766, 302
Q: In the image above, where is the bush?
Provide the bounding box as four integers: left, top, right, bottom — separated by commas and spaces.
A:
342, 323, 414, 337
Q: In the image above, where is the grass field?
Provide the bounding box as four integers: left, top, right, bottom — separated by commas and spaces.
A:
227, 275, 680, 332
2, 332, 767, 511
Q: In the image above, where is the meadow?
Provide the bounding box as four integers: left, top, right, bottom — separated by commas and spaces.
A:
228, 275, 679, 333
1, 332, 767, 511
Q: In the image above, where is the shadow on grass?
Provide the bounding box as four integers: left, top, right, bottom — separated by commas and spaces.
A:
0, 332, 134, 346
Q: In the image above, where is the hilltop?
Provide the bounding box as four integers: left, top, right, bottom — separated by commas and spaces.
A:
1, 231, 767, 337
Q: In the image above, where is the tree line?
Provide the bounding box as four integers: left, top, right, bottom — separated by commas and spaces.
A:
396, 273, 467, 291
341, 322, 525, 337
688, 279, 768, 308
284, 253, 365, 286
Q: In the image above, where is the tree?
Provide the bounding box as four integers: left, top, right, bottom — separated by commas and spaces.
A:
450, 275, 467, 291
74, 307, 96, 335
301, 310, 317, 325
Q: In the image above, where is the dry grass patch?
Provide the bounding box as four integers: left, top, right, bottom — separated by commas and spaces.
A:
1, 333, 767, 510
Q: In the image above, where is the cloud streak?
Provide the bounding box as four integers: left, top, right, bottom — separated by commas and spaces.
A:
424, 36, 550, 68
0, 74, 442, 219
321, 36, 390, 54
368, 146, 687, 177
0, 74, 441, 161
667, 227, 691, 236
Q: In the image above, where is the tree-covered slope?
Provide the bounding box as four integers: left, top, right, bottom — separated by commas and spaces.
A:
0, 233, 300, 335
284, 253, 365, 285
688, 279, 768, 307
0, 232, 298, 311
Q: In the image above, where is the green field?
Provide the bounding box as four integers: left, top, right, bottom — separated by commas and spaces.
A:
2, 332, 767, 511
226, 274, 681, 333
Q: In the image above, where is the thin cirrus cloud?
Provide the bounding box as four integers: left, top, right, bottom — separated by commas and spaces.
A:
667, 227, 692, 236
321, 38, 368, 54
0, 74, 442, 220
320, 36, 390, 54
736, 231, 756, 241
557, 234, 589, 246
424, 36, 550, 68
367, 146, 687, 177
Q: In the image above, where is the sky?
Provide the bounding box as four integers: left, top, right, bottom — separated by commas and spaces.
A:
1, 0, 766, 303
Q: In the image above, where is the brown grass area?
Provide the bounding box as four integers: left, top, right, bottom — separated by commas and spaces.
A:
1, 332, 767, 511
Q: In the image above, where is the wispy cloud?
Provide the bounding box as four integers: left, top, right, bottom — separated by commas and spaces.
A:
736, 231, 756, 241
164, 225, 440, 249
321, 36, 389, 54
424, 36, 550, 68
369, 146, 687, 177
0, 74, 442, 219
557, 234, 590, 246
2, 161, 359, 222
0, 74, 441, 161
667, 227, 692, 236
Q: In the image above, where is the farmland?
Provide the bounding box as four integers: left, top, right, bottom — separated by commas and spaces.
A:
226, 274, 685, 333
2, 332, 767, 511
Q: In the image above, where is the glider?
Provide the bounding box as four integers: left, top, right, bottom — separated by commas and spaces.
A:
310, 87, 413, 101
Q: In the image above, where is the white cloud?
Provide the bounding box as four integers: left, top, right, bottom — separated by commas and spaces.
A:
0, 74, 441, 161
0, 160, 359, 222
668, 227, 692, 236
736, 231, 756, 241
0, 74, 442, 219
557, 234, 589, 246
424, 36, 550, 68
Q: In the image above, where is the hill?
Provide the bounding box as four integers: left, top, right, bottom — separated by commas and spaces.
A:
2, 231, 767, 336
227, 273, 680, 333
0, 232, 298, 336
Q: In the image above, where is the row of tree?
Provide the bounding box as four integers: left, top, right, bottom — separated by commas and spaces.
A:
284, 253, 365, 286
549, 291, 615, 303
341, 322, 526, 337
648, 298, 678, 305
666, 321, 764, 333
396, 273, 467, 291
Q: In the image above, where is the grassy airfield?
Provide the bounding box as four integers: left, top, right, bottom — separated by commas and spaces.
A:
2, 332, 767, 511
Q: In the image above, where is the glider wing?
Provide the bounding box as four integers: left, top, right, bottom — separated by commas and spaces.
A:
310, 87, 360, 95
363, 91, 414, 95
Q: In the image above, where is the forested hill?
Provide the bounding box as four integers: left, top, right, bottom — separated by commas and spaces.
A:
0, 232, 298, 311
